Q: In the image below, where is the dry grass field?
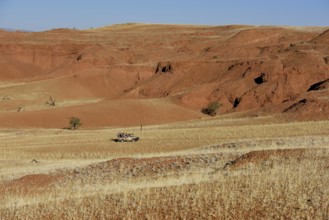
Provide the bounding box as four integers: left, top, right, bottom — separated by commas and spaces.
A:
1, 115, 328, 219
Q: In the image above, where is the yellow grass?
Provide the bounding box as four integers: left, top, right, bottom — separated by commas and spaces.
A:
0, 117, 329, 219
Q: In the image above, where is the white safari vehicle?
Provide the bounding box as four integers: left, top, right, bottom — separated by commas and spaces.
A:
114, 132, 140, 142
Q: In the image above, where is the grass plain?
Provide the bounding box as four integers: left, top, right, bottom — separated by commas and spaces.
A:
0, 115, 328, 219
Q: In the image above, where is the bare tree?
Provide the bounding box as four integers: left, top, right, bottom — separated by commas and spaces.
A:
46, 96, 56, 106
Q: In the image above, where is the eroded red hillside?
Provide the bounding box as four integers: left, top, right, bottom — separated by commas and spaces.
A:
0, 24, 328, 128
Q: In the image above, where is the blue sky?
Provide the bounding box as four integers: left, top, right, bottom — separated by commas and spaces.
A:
0, 0, 328, 31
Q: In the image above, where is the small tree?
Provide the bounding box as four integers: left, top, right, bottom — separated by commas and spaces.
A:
69, 117, 81, 130
201, 101, 221, 116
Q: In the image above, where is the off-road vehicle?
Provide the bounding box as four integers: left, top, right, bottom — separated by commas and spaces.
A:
114, 132, 140, 142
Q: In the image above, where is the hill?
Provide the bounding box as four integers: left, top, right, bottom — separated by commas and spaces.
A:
0, 24, 328, 128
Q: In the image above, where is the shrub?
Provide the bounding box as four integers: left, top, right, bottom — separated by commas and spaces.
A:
69, 117, 81, 130
201, 101, 221, 116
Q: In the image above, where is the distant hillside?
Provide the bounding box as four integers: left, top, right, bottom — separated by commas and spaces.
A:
0, 27, 31, 32
0, 24, 328, 128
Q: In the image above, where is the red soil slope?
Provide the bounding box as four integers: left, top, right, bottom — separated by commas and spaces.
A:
0, 24, 328, 128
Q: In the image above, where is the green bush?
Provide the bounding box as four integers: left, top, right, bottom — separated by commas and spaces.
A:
201, 101, 221, 116
69, 117, 81, 130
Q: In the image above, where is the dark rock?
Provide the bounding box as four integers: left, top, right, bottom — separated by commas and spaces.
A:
254, 72, 270, 84
155, 62, 173, 74
307, 78, 329, 91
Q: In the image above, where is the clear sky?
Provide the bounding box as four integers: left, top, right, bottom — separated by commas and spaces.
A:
0, 0, 328, 31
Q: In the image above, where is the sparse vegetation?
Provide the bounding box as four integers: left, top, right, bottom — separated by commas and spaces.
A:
2, 95, 10, 100
1, 21, 329, 219
46, 96, 56, 106
0, 116, 329, 219
201, 101, 221, 116
16, 106, 24, 112
69, 117, 81, 130
204, 47, 211, 52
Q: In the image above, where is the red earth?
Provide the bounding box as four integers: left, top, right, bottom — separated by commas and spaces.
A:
0, 24, 328, 128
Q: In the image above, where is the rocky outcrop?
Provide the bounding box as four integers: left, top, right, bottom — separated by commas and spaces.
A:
155, 62, 173, 74
283, 99, 308, 113
254, 72, 270, 84
308, 79, 329, 91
